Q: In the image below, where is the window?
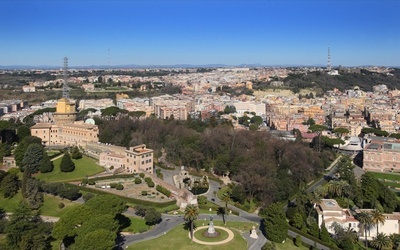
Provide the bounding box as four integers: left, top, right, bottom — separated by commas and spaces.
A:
142, 161, 144, 165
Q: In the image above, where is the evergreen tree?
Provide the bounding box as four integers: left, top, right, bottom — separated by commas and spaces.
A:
60, 152, 75, 172
21, 143, 44, 174
264, 203, 288, 243
39, 152, 53, 173
70, 146, 82, 160
319, 222, 330, 243
17, 125, 31, 141
0, 172, 19, 198
14, 136, 42, 170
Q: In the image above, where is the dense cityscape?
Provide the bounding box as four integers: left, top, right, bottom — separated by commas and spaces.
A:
1, 0, 400, 249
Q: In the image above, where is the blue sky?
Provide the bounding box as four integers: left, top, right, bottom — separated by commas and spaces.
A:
0, 0, 399, 67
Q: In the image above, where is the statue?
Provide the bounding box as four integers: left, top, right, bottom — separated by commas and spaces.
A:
207, 215, 216, 235
250, 225, 258, 239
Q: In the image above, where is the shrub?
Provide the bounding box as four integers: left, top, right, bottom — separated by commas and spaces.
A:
110, 183, 117, 188
139, 173, 145, 178
294, 235, 302, 247
144, 177, 155, 187
81, 178, 88, 185
142, 191, 148, 196
134, 178, 142, 184
58, 202, 65, 209
82, 193, 95, 202
60, 152, 75, 172
156, 185, 171, 197
110, 166, 114, 170
88, 180, 95, 185
116, 184, 124, 190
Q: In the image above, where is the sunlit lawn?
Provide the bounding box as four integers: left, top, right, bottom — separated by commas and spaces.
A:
40, 194, 80, 217
122, 216, 149, 233
0, 192, 79, 217
128, 221, 253, 250
275, 239, 310, 250
36, 155, 104, 182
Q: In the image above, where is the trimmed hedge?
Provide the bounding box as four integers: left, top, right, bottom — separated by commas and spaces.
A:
156, 185, 171, 197
288, 226, 340, 250
88, 174, 136, 182
66, 183, 176, 208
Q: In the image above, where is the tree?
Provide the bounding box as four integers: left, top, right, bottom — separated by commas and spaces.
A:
70, 146, 82, 159
39, 152, 53, 173
357, 211, 373, 248
217, 207, 226, 225
21, 143, 44, 174
144, 208, 161, 225
290, 213, 303, 230
6, 202, 52, 249
0, 172, 19, 198
221, 192, 231, 209
184, 205, 199, 241
370, 233, 392, 250
72, 229, 116, 250
294, 235, 302, 247
60, 152, 75, 172
17, 125, 31, 141
371, 209, 385, 235
14, 136, 42, 169
319, 222, 330, 243
264, 203, 288, 243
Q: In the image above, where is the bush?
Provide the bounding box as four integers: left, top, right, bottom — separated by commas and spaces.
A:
110, 166, 114, 170
88, 180, 95, 185
58, 202, 65, 209
110, 183, 117, 188
60, 152, 75, 172
81, 178, 88, 185
144, 177, 155, 187
141, 191, 148, 196
294, 235, 302, 247
82, 192, 95, 202
134, 178, 142, 184
116, 184, 124, 190
139, 173, 145, 178
156, 185, 171, 197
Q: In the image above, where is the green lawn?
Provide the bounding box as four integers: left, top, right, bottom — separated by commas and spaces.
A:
370, 172, 400, 181
128, 221, 250, 250
0, 192, 79, 217
122, 216, 150, 233
40, 194, 80, 217
36, 155, 104, 182
0, 192, 23, 212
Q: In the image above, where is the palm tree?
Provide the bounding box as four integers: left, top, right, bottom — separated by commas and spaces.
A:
327, 180, 349, 198
184, 204, 199, 241
370, 233, 392, 250
217, 206, 226, 225
390, 234, 400, 250
371, 209, 386, 236
357, 211, 373, 248
221, 192, 231, 209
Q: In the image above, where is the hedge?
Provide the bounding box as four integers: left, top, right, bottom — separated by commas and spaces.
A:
156, 185, 171, 197
288, 226, 340, 250
67, 183, 176, 208
88, 174, 136, 182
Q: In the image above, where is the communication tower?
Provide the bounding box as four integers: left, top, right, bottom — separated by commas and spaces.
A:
327, 46, 332, 71
62, 57, 69, 99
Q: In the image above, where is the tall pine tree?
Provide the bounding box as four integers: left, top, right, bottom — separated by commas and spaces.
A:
264, 203, 288, 243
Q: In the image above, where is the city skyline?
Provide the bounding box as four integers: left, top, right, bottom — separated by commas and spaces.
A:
0, 0, 399, 67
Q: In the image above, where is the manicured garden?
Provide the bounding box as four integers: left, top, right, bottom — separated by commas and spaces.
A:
127, 221, 250, 250
36, 155, 104, 182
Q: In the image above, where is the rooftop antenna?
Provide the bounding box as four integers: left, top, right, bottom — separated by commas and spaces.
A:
327, 45, 332, 71
62, 57, 69, 99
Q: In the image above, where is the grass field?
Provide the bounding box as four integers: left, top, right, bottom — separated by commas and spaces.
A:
40, 194, 80, 217
122, 216, 150, 233
36, 155, 104, 182
370, 172, 400, 181
0, 192, 79, 217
